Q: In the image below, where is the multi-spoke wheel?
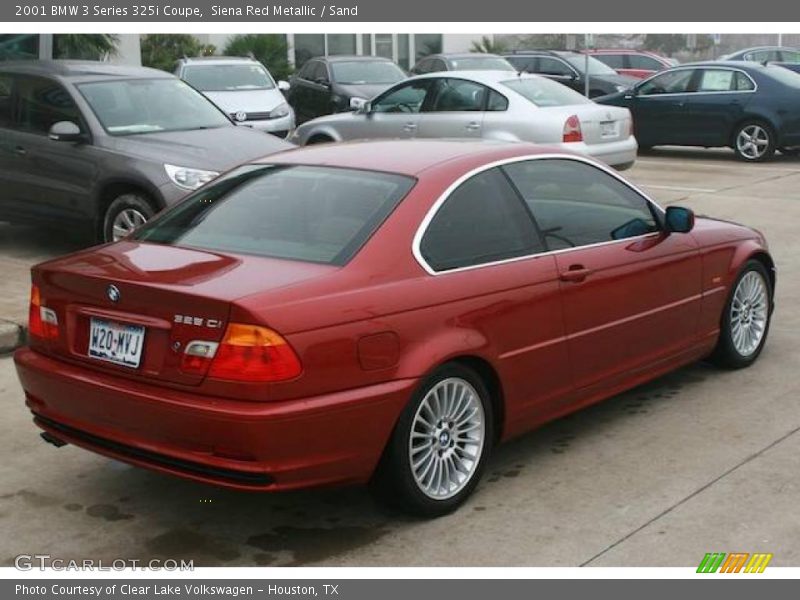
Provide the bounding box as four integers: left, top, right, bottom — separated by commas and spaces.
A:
372, 363, 493, 516
733, 122, 775, 162
102, 193, 156, 243
711, 260, 773, 368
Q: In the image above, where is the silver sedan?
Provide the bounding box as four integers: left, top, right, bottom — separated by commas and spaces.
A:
289, 70, 637, 169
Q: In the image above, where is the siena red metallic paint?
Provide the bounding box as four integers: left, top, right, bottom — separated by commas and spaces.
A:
14, 140, 775, 516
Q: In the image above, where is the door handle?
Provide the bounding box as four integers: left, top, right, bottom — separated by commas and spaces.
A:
466, 121, 481, 131
403, 122, 417, 132
13, 146, 27, 156
559, 265, 593, 283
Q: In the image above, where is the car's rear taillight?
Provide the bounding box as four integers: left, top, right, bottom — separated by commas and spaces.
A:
563, 115, 583, 143
28, 284, 59, 340
200, 323, 302, 382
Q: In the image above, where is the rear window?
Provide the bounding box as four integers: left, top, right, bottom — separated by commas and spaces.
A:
501, 77, 591, 107
134, 165, 414, 265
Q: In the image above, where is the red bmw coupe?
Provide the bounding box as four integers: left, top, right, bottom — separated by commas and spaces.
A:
14, 140, 775, 516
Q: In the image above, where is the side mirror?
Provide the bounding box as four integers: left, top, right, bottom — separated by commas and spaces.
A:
277, 80, 290, 92
48, 121, 84, 143
665, 206, 695, 233
349, 97, 367, 112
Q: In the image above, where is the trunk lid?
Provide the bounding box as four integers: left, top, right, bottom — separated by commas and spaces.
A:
574, 104, 631, 145
32, 241, 335, 386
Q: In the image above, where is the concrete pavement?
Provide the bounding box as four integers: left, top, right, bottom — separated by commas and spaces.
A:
0, 147, 799, 567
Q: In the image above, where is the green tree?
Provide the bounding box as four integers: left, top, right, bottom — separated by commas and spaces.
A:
470, 35, 508, 54
224, 34, 291, 81
140, 34, 215, 72
53, 34, 118, 60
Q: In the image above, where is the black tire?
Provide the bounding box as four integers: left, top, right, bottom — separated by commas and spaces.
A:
101, 193, 156, 243
305, 134, 334, 145
371, 363, 494, 517
732, 121, 776, 162
709, 259, 773, 369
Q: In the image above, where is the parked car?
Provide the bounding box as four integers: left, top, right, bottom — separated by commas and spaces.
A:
287, 55, 407, 123
720, 46, 800, 63
587, 49, 677, 79
0, 61, 292, 242
175, 56, 294, 139
597, 61, 800, 161
410, 52, 515, 75
774, 62, 800, 75
15, 139, 775, 516
502, 50, 638, 97
290, 71, 637, 170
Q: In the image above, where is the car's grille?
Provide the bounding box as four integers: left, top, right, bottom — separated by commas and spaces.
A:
231, 111, 274, 121
33, 414, 274, 486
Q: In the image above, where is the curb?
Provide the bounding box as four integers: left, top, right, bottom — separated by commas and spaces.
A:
0, 319, 25, 355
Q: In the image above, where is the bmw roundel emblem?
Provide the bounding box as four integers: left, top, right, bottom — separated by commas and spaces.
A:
107, 284, 121, 303
234, 111, 248, 122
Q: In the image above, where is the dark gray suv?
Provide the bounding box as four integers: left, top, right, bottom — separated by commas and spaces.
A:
0, 60, 292, 242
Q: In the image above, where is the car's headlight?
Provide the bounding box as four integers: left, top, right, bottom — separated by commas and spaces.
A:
164, 164, 219, 191
270, 102, 290, 119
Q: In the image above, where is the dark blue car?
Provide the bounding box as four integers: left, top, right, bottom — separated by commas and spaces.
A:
597, 61, 800, 161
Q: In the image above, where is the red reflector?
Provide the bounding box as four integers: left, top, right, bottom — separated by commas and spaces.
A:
563, 114, 583, 143
207, 324, 302, 383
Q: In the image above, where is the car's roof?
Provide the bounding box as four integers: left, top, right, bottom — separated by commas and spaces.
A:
0, 60, 171, 81
432, 52, 505, 59
503, 49, 578, 56
253, 139, 570, 177
409, 69, 537, 84
317, 55, 396, 63
179, 56, 259, 65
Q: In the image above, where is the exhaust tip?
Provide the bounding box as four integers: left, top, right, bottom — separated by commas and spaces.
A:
40, 432, 67, 448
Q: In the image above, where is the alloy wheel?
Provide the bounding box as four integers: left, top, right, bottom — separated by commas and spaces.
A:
736, 125, 770, 160
730, 271, 769, 357
112, 208, 148, 241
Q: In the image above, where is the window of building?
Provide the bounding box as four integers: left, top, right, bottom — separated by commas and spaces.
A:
0, 34, 39, 60
414, 34, 443, 61
294, 34, 325, 68
375, 34, 393, 60
328, 34, 356, 56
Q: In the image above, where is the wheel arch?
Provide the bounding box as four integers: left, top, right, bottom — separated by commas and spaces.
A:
729, 113, 779, 147
94, 178, 164, 220
302, 127, 342, 145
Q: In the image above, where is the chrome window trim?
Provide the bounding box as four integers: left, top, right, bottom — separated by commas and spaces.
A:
635, 66, 758, 97
411, 153, 666, 277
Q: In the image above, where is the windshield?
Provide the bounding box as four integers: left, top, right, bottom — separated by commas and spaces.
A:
182, 63, 275, 91
330, 61, 406, 84
449, 56, 516, 71
134, 165, 415, 265
79, 78, 230, 135
501, 77, 592, 107
563, 54, 618, 76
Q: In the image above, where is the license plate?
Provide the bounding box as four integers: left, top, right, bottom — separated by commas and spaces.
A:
88, 318, 145, 368
600, 121, 617, 137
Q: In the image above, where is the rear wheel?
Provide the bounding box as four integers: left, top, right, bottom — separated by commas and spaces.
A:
710, 260, 772, 369
733, 121, 775, 162
372, 363, 493, 517
102, 193, 155, 243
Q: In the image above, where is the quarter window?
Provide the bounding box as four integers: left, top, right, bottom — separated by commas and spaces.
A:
419, 168, 542, 272
503, 159, 659, 250
735, 71, 756, 91
487, 90, 509, 111
15, 76, 82, 134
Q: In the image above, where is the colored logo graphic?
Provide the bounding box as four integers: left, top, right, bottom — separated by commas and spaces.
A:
697, 552, 773, 573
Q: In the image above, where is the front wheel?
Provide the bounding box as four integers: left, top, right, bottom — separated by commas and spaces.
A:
710, 260, 772, 369
102, 193, 155, 243
733, 121, 776, 162
372, 363, 493, 517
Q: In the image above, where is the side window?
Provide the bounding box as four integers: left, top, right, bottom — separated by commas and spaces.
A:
413, 59, 432, 74
15, 76, 82, 135
746, 49, 780, 62
638, 69, 695, 95
628, 55, 663, 71
419, 167, 542, 271
597, 54, 625, 69
372, 80, 430, 114
487, 89, 509, 111
503, 159, 659, 250
311, 62, 329, 83
429, 78, 488, 112
507, 56, 536, 72
697, 69, 736, 92
298, 61, 314, 80
0, 74, 13, 128
781, 50, 800, 62
735, 72, 756, 91
537, 57, 574, 77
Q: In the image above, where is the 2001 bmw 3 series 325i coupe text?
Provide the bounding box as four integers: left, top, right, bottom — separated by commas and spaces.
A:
15, 140, 775, 516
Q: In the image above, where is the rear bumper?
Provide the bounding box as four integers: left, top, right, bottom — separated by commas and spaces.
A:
14, 347, 415, 491
563, 136, 638, 169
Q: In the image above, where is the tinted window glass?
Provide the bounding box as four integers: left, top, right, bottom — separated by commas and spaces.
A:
79, 78, 230, 135
628, 55, 663, 70
373, 81, 430, 113
501, 77, 591, 107
429, 79, 487, 112
420, 168, 542, 271
135, 165, 414, 265
503, 159, 659, 250
413, 59, 433, 74
16, 76, 82, 134
639, 69, 695, 95
487, 90, 509, 111
596, 54, 625, 69
183, 64, 275, 91
330, 61, 405, 84
735, 71, 756, 91
563, 54, 617, 75
537, 57, 574, 77
0, 74, 12, 127
432, 59, 448, 72
781, 50, 800, 62
506, 56, 536, 73
310, 62, 328, 82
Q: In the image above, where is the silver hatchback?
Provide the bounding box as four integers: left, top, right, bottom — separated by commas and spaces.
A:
290, 71, 637, 169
